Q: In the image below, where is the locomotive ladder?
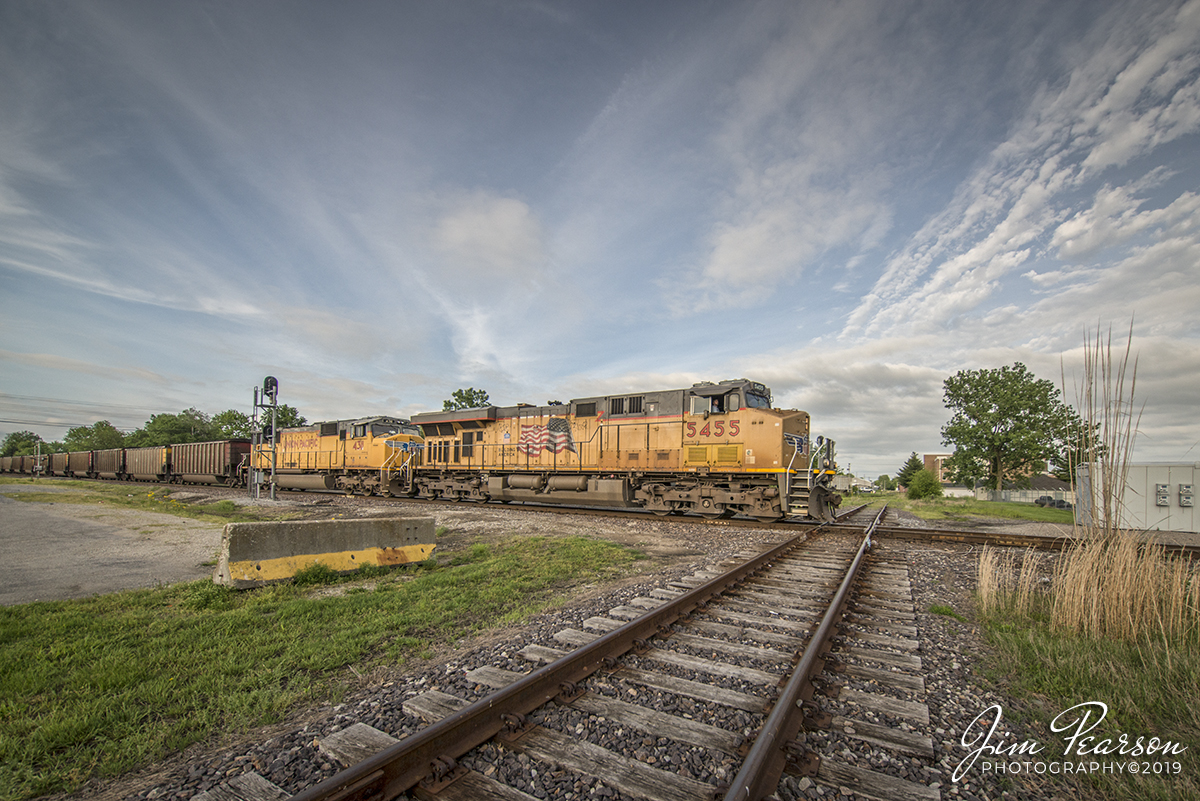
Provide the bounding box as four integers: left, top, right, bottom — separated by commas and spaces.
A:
380, 448, 418, 494
782, 435, 812, 518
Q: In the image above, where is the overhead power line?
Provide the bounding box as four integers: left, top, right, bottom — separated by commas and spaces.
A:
0, 392, 158, 413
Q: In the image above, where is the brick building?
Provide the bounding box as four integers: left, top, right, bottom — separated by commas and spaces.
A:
923, 454, 953, 483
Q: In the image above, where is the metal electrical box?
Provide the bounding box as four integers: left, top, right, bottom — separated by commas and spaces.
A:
1076, 463, 1200, 533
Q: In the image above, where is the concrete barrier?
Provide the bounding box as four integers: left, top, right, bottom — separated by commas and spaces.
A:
214, 517, 436, 589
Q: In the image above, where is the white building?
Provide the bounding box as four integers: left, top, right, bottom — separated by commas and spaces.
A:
1076, 462, 1198, 533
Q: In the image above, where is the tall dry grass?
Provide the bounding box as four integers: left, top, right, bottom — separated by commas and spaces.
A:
1065, 323, 1141, 544
1050, 535, 1200, 642
977, 546, 1046, 618
979, 325, 1200, 644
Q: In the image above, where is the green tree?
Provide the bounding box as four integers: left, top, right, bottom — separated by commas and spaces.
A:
253, 404, 307, 434
212, 409, 251, 438
272, 404, 307, 430
125, 408, 218, 447
63, 421, 125, 451
1051, 423, 1101, 484
443, 388, 490, 411
906, 469, 944, 500
896, 453, 923, 488
1, 431, 43, 457
941, 362, 1082, 491
875, 474, 895, 491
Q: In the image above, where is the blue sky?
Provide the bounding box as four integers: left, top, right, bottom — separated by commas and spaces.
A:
2, 0, 1199, 477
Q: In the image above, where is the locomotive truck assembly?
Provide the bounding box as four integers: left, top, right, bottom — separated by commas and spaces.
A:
0, 378, 842, 521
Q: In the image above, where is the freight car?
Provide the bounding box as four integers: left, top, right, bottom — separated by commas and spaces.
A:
1, 441, 249, 485
248, 416, 422, 494
49, 452, 69, 477
172, 440, 251, 486
409, 378, 840, 521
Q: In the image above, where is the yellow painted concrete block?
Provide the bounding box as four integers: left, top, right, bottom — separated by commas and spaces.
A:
214, 517, 436, 589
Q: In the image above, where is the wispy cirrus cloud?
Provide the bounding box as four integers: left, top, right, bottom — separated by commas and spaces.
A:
844, 0, 1200, 341
0, 349, 174, 386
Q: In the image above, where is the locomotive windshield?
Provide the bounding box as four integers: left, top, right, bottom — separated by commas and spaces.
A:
368, 418, 422, 438
746, 391, 772, 409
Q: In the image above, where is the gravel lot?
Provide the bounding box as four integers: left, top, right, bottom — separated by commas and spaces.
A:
0, 485, 224, 605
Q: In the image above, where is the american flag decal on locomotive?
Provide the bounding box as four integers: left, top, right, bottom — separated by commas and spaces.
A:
518, 418, 576, 455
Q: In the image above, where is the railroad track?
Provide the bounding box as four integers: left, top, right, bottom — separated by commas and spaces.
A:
185, 505, 941, 801
31, 475, 1200, 558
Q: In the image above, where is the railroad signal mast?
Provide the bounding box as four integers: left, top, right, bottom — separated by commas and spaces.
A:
250, 376, 279, 500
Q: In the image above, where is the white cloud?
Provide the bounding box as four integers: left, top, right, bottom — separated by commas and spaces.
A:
843, 0, 1200, 341
429, 191, 548, 281
1051, 186, 1200, 259
1078, 0, 1200, 170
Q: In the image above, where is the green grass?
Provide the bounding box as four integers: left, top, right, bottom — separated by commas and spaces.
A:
0, 477, 280, 524
0, 536, 643, 801
929, 603, 968, 622
979, 603, 1200, 800
859, 491, 1075, 523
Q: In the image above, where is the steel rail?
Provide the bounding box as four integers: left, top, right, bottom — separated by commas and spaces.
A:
287, 518, 853, 801
873, 525, 1200, 558
722, 505, 886, 801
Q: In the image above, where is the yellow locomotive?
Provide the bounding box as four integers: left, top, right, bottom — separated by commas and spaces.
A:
410, 379, 840, 520
250, 416, 423, 495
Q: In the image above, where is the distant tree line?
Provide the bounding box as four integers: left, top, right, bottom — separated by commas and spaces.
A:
0, 405, 306, 457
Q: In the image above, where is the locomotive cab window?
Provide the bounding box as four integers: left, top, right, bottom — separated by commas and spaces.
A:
371, 422, 399, 437
352, 424, 367, 438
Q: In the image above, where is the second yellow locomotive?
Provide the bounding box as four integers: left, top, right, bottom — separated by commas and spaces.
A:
250, 416, 423, 495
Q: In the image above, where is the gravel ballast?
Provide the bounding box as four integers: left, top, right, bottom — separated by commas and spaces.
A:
43, 502, 1080, 801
